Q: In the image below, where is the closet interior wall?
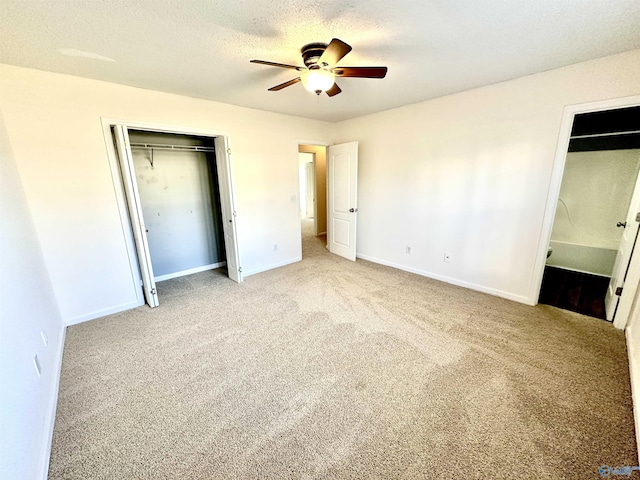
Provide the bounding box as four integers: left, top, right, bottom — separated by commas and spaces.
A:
127, 130, 226, 282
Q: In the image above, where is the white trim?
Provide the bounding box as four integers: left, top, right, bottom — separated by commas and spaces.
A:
626, 327, 640, 462
243, 256, 302, 277
297, 139, 332, 147
155, 262, 226, 282
101, 117, 231, 138
65, 299, 144, 326
40, 325, 66, 479
531, 94, 640, 307
357, 253, 531, 305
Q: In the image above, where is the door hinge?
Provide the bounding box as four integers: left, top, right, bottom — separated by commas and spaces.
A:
615, 287, 623, 296
238, 267, 242, 273
227, 148, 231, 155
636, 212, 640, 222
150, 288, 157, 295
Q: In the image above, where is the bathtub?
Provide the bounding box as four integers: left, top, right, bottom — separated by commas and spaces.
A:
546, 240, 616, 277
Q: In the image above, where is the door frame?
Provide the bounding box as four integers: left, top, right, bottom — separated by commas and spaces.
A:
297, 140, 330, 244
532, 94, 640, 328
102, 118, 243, 307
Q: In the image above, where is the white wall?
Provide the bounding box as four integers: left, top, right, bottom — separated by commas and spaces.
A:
552, 150, 640, 250
0, 112, 65, 479
0, 64, 333, 323
334, 49, 640, 304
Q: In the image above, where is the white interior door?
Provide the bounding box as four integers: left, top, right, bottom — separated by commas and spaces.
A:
214, 136, 242, 283
328, 142, 358, 261
113, 125, 159, 307
605, 167, 640, 320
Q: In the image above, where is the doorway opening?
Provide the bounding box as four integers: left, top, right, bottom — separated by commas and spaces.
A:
296, 141, 359, 262
298, 144, 327, 257
108, 122, 242, 308
539, 105, 640, 321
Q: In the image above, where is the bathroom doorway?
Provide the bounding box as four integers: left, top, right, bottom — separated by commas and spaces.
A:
539, 105, 640, 320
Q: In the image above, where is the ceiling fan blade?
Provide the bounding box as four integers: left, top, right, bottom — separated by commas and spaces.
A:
268, 77, 301, 91
326, 83, 342, 97
317, 38, 352, 67
334, 66, 388, 78
251, 60, 303, 71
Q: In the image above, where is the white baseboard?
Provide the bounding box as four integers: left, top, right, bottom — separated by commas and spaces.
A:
626, 328, 640, 463
40, 324, 66, 479
65, 299, 143, 326
155, 262, 226, 282
355, 253, 530, 305
317, 231, 327, 236
243, 257, 302, 277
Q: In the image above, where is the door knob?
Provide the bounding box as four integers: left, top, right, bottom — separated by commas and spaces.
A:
617, 222, 627, 228
349, 208, 358, 213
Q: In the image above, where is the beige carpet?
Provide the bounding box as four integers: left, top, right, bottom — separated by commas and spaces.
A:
49, 219, 637, 479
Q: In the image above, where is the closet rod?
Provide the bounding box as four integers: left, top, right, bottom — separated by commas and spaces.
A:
130, 142, 216, 153
570, 129, 640, 140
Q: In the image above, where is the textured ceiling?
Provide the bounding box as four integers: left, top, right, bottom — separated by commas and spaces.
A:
1, 0, 640, 122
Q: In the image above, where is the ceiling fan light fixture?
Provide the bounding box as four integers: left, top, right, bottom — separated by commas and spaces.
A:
301, 68, 335, 95
252, 38, 387, 97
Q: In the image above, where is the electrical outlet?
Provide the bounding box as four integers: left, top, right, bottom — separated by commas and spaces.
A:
444, 252, 452, 263
406, 245, 411, 254
33, 355, 42, 377
41, 330, 48, 347
273, 244, 278, 251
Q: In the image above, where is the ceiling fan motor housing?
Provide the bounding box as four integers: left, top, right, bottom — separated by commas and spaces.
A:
301, 42, 328, 67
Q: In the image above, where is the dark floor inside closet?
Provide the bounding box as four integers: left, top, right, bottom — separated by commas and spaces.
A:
539, 266, 610, 320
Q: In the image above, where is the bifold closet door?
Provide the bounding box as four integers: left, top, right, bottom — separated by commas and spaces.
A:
214, 136, 242, 283
113, 125, 159, 307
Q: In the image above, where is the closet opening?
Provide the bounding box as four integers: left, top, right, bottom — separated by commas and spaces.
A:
109, 123, 242, 308
539, 105, 640, 322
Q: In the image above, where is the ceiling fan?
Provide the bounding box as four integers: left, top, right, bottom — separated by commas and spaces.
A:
250, 38, 388, 97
